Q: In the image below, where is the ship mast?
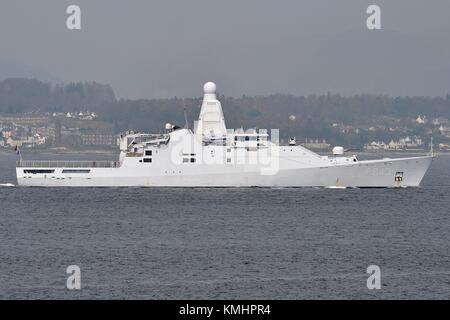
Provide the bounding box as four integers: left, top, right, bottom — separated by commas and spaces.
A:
194, 82, 227, 139
429, 136, 434, 156
183, 98, 189, 129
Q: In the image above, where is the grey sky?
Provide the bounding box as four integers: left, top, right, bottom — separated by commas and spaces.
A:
1, 0, 450, 98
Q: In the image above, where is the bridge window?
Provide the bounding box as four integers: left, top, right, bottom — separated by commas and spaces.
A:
143, 158, 152, 163
182, 157, 196, 163
24, 169, 55, 174
145, 150, 152, 156
62, 169, 90, 173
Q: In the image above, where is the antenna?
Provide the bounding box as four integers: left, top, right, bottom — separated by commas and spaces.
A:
183, 98, 189, 129
429, 136, 434, 156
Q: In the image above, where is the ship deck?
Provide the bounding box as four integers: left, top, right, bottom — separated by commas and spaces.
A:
17, 160, 120, 168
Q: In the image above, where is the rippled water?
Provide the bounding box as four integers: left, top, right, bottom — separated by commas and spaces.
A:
0, 152, 449, 299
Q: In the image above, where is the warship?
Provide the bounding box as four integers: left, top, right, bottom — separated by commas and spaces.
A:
16, 82, 433, 187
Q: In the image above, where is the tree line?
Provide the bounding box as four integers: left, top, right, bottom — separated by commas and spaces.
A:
1, 78, 450, 147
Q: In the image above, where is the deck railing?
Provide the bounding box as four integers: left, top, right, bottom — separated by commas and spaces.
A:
17, 160, 120, 168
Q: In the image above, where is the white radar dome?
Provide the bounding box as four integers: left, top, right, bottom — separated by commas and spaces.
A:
332, 146, 344, 156
203, 82, 216, 94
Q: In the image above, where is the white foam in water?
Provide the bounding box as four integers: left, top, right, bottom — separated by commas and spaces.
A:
325, 186, 347, 189
0, 183, 15, 187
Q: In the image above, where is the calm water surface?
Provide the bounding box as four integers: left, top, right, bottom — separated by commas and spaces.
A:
0, 152, 449, 299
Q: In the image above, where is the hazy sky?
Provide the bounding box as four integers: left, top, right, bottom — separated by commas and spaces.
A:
1, 0, 450, 98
